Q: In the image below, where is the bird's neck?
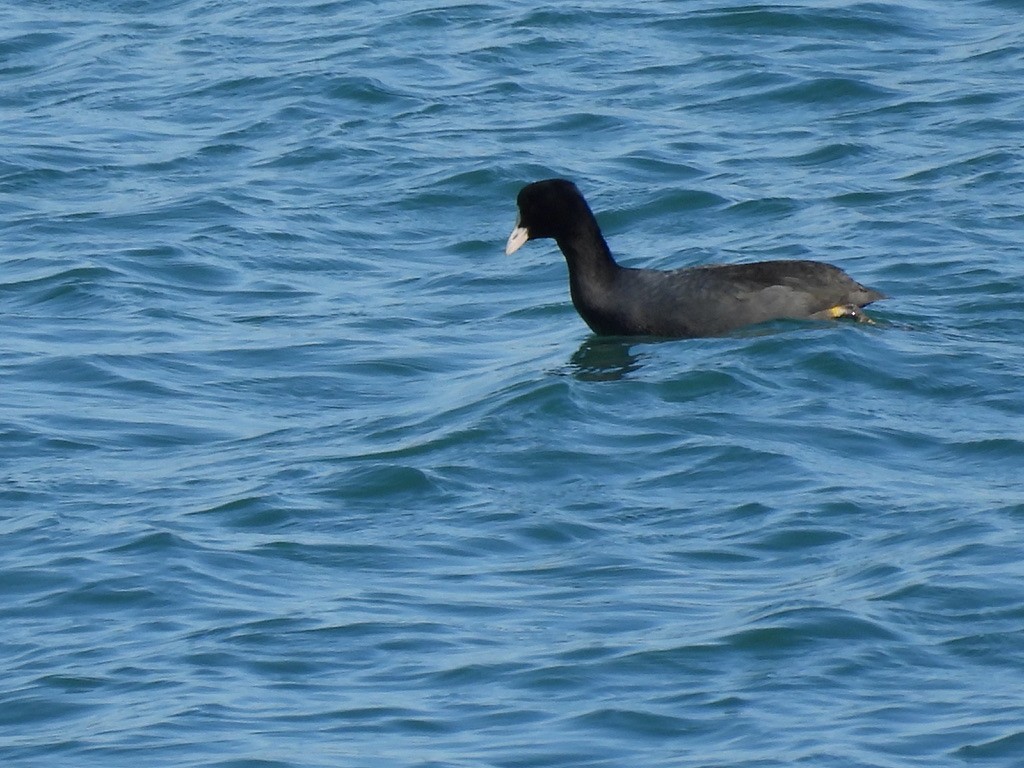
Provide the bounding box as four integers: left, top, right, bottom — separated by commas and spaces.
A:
556, 220, 620, 287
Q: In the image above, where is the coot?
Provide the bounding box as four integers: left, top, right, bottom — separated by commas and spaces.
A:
506, 178, 886, 338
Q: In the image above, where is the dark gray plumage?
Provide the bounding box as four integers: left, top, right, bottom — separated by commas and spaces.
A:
505, 179, 886, 338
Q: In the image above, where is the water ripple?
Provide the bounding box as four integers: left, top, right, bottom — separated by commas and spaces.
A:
3, 1, 1024, 767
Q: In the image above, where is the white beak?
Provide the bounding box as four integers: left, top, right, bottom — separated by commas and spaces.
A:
505, 218, 529, 255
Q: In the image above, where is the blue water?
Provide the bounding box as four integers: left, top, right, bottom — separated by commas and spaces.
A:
3, 1, 1024, 766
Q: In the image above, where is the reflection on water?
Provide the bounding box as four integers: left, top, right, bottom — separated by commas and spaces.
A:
568, 336, 645, 380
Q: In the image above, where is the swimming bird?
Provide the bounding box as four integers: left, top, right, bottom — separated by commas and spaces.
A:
505, 178, 886, 338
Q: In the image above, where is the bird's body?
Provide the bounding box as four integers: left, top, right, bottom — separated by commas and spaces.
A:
506, 179, 886, 338
569, 259, 881, 337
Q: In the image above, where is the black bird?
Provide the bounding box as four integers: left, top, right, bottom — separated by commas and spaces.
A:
505, 179, 886, 338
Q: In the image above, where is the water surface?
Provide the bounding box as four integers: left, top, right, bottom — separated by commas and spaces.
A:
2, 2, 1024, 766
